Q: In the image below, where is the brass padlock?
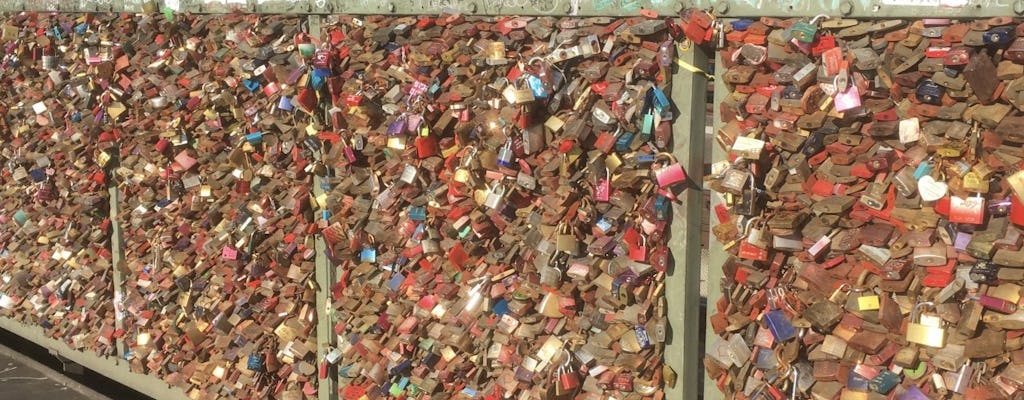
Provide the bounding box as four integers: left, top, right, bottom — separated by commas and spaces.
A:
907, 301, 946, 348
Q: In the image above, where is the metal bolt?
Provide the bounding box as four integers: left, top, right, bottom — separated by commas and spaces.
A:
388, 2, 396, 12
839, 0, 853, 15
1015, 0, 1024, 14
714, 0, 729, 14
675, 0, 685, 13
470, 2, 478, 12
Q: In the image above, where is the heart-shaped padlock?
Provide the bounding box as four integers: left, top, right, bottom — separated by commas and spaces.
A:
918, 175, 948, 202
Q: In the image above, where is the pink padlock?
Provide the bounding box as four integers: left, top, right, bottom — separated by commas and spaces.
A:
834, 85, 862, 112
595, 168, 611, 202
174, 150, 197, 171
653, 152, 687, 188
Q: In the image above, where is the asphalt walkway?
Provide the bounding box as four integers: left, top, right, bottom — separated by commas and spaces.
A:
0, 342, 109, 400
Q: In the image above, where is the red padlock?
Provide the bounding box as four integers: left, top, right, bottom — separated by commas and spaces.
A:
653, 152, 687, 187
629, 235, 648, 262
950, 194, 985, 225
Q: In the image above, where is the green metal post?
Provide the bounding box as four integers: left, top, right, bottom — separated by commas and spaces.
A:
704, 31, 730, 400
109, 185, 127, 358
309, 15, 339, 400
666, 40, 709, 400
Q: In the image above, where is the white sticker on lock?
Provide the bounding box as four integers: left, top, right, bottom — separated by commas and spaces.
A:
400, 164, 418, 184
592, 106, 612, 125
899, 117, 922, 144
918, 175, 949, 202
31, 101, 47, 115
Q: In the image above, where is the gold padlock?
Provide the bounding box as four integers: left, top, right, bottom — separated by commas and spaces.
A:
907, 301, 946, 348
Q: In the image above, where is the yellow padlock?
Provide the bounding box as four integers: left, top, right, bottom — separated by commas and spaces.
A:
906, 301, 946, 348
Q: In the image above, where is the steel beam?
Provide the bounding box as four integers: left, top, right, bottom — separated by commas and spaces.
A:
10, 0, 1024, 18
109, 186, 127, 359
704, 35, 729, 400
11, 0, 694, 15
666, 40, 708, 400
309, 14, 340, 400
692, 0, 1024, 18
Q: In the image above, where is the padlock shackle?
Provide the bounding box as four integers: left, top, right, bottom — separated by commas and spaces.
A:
741, 216, 763, 237
910, 301, 936, 322
790, 367, 799, 400
654, 152, 678, 165
808, 14, 831, 25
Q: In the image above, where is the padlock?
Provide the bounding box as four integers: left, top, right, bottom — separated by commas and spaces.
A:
652, 152, 687, 187
950, 194, 985, 225
915, 79, 945, 105
764, 288, 797, 341
554, 355, 580, 398
630, 235, 649, 262
733, 173, 764, 217
907, 301, 946, 348
791, 16, 826, 43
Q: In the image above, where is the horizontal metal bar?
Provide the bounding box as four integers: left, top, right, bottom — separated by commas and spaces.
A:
695, 0, 1024, 18
7, 0, 692, 15
8, 0, 1023, 16
0, 318, 188, 400
332, 0, 685, 15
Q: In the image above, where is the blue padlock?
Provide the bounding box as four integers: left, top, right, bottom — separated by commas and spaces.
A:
525, 75, 547, 99
730, 19, 754, 31
914, 159, 935, 180
360, 247, 377, 263
754, 348, 779, 369
408, 206, 426, 221
868, 369, 900, 394
387, 273, 404, 291
634, 326, 652, 349
651, 87, 670, 111
846, 370, 871, 391
245, 131, 263, 145
243, 78, 260, 92
635, 153, 657, 164
983, 26, 1015, 46
915, 79, 944, 105
247, 354, 264, 371
654, 195, 670, 221
764, 308, 797, 341
278, 96, 293, 111
615, 131, 635, 152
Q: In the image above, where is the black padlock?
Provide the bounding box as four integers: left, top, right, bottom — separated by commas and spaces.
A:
915, 79, 944, 105
982, 26, 1014, 46
734, 176, 764, 217
970, 261, 999, 284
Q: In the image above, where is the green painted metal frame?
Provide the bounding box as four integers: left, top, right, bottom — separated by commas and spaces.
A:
705, 39, 729, 400
667, 42, 709, 400
7, 0, 1024, 17
0, 3, 711, 400
109, 186, 128, 359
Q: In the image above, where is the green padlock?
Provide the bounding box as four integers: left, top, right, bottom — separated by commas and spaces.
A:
904, 360, 928, 379
791, 22, 816, 43
791, 15, 829, 43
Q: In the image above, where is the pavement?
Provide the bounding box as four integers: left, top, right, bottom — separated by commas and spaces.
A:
0, 342, 109, 400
